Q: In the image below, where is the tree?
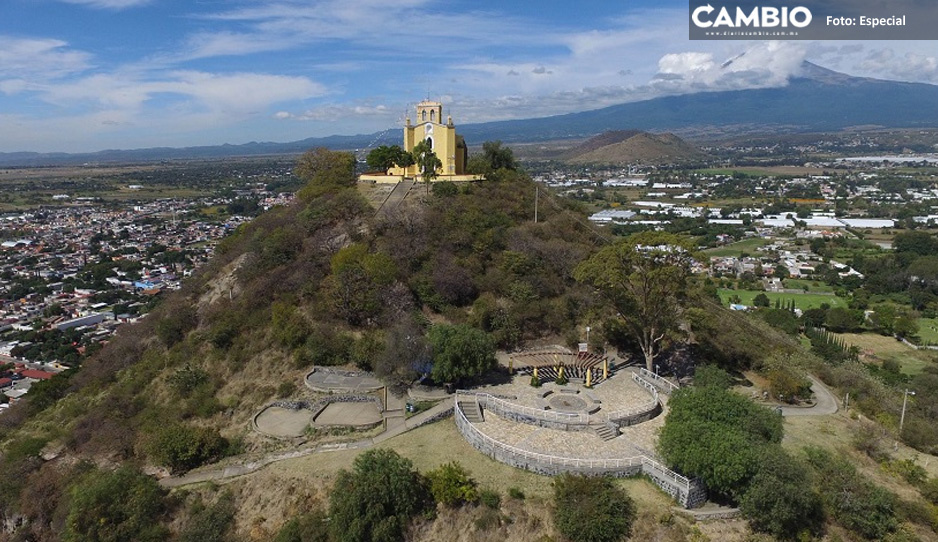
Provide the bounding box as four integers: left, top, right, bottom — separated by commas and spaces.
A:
275, 511, 329, 542
693, 365, 734, 390
752, 293, 770, 307
325, 244, 398, 326
740, 448, 824, 541
574, 232, 696, 371
426, 461, 478, 506
823, 307, 864, 333
144, 423, 227, 474
467, 140, 517, 177
328, 449, 431, 542
428, 324, 496, 384
366, 145, 412, 174
295, 148, 357, 202
64, 467, 168, 542
553, 474, 636, 542
412, 139, 442, 194
658, 385, 782, 499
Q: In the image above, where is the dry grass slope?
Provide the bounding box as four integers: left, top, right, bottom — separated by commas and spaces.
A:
564, 131, 705, 165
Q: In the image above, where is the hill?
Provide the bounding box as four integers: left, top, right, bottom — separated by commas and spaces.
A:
4, 62, 938, 166
562, 130, 705, 165
3, 149, 938, 541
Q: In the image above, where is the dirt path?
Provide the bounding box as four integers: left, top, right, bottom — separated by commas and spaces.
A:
779, 375, 839, 417
160, 397, 453, 488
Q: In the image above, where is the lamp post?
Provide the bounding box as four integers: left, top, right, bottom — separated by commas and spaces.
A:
655, 364, 659, 377
585, 326, 591, 346
899, 388, 916, 439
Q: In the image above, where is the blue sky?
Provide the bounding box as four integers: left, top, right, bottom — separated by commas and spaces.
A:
1, 0, 936, 153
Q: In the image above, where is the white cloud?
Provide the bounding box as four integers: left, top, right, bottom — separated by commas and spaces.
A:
858, 48, 938, 83
275, 103, 394, 122
652, 41, 807, 92
180, 0, 547, 61
0, 36, 92, 81
38, 71, 326, 113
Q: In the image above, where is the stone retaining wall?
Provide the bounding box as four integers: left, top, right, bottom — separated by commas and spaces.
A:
608, 401, 663, 427
253, 394, 384, 437
307, 394, 384, 419
476, 393, 592, 432
454, 400, 706, 508
310, 367, 377, 378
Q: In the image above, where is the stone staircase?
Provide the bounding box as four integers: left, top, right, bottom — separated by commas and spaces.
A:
591, 423, 619, 441
458, 399, 484, 423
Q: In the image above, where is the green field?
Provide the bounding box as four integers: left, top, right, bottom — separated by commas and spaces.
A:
834, 332, 937, 376
917, 318, 938, 345
704, 237, 768, 257
718, 288, 845, 310
782, 279, 835, 293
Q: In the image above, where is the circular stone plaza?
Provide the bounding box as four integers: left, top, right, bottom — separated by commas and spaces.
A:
251, 350, 706, 509
455, 350, 706, 509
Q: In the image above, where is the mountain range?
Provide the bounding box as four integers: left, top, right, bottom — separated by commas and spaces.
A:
3, 62, 938, 167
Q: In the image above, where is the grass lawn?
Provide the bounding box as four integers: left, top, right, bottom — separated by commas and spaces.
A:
916, 318, 938, 345
833, 332, 938, 376
704, 237, 768, 257
717, 289, 845, 310
783, 279, 834, 293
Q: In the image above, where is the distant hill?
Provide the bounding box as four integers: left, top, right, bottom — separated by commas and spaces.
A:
3, 62, 938, 166
562, 131, 705, 165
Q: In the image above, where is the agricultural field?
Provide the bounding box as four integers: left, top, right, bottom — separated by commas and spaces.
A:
704, 237, 768, 257
783, 278, 835, 293
693, 165, 828, 177
833, 332, 938, 376
718, 288, 846, 310
916, 317, 938, 345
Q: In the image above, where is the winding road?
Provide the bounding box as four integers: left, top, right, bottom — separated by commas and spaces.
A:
779, 375, 839, 417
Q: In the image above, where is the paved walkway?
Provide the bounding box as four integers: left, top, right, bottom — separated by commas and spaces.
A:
160, 397, 453, 488
304, 368, 383, 393
779, 375, 839, 417
374, 178, 414, 217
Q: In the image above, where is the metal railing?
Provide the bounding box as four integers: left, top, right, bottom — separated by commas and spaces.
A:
603, 376, 659, 423
457, 390, 590, 425
639, 368, 680, 393
453, 400, 690, 491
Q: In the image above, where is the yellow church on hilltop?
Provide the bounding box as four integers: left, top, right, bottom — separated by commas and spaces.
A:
361, 100, 481, 184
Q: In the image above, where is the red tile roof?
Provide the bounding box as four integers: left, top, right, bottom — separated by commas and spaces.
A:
0, 377, 12, 388
20, 369, 54, 380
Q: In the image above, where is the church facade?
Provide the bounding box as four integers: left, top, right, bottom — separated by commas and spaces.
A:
362, 100, 481, 184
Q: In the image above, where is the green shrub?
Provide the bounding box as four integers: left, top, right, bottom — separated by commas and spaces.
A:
805, 446, 899, 540
473, 508, 501, 531
144, 423, 228, 473
739, 448, 823, 540
155, 304, 196, 347
168, 364, 209, 395
178, 492, 236, 542
328, 449, 431, 542
427, 461, 479, 507
508, 487, 526, 500
553, 474, 636, 542
921, 477, 938, 505
275, 511, 329, 542
64, 467, 168, 542
479, 488, 501, 509
692, 365, 733, 390
882, 458, 928, 487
